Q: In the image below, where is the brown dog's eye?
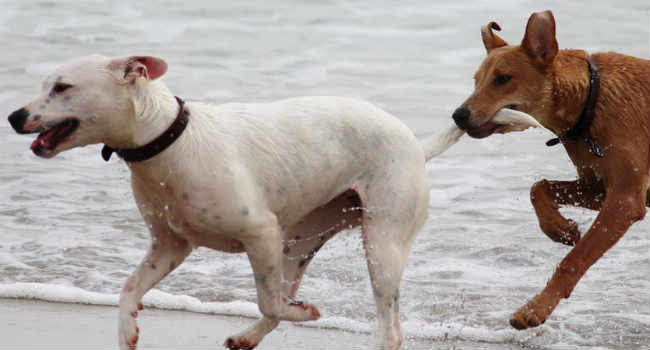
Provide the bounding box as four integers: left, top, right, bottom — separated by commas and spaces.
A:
494, 74, 512, 86
52, 83, 73, 94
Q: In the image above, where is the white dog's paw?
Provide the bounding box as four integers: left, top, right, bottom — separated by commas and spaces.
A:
281, 297, 321, 321
377, 330, 404, 350
376, 318, 404, 350
118, 304, 142, 350
224, 316, 279, 350
224, 335, 258, 350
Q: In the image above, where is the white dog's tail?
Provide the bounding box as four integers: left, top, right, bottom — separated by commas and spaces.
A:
420, 109, 544, 161
420, 124, 465, 161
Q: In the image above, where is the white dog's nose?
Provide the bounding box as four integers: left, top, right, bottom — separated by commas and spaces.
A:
8, 107, 30, 134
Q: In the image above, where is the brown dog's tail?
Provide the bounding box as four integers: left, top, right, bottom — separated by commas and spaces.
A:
420, 124, 465, 161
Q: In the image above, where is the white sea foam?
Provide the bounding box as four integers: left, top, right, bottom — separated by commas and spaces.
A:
0, 283, 117, 306
0, 282, 557, 345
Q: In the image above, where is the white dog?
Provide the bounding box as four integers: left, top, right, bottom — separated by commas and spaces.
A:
7, 55, 537, 350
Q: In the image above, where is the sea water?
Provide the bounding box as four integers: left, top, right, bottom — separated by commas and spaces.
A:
0, 1, 648, 349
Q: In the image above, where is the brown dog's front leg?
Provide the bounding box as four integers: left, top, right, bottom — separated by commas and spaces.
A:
530, 179, 604, 245
511, 188, 646, 330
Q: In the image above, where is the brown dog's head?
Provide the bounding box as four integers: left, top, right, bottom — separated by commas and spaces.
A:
453, 10, 560, 138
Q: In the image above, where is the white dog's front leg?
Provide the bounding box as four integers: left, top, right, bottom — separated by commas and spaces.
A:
118, 233, 191, 350
245, 223, 321, 323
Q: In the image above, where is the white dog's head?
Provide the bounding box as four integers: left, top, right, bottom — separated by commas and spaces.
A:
7, 54, 168, 158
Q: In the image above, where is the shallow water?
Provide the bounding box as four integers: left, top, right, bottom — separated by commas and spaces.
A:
0, 1, 648, 349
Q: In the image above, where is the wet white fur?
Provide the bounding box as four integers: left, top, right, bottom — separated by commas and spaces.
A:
15, 54, 476, 350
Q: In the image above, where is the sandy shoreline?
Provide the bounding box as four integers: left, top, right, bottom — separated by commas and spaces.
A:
0, 298, 531, 349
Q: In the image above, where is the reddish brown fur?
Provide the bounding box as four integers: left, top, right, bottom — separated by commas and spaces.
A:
456, 10, 649, 330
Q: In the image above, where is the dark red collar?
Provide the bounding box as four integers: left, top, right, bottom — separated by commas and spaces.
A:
546, 58, 603, 157
102, 96, 188, 162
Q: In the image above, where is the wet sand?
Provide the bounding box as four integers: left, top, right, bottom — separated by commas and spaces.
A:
0, 298, 530, 349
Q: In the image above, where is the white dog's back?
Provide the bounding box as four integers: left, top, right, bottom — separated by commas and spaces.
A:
167, 96, 425, 228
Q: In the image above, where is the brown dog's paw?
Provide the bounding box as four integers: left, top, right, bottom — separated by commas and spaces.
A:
539, 218, 581, 246
509, 308, 544, 330
509, 295, 559, 330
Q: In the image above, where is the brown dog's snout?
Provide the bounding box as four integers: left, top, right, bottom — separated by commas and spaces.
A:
8, 108, 30, 134
452, 107, 472, 129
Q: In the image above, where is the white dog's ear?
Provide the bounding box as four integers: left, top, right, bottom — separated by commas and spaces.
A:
109, 56, 168, 83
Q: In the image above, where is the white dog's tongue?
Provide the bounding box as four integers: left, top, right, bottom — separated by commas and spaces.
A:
31, 128, 57, 151
30, 119, 79, 152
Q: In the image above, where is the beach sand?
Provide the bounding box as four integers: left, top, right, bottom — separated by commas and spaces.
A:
0, 298, 530, 349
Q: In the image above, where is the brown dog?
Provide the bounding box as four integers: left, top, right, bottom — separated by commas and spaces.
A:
452, 10, 649, 330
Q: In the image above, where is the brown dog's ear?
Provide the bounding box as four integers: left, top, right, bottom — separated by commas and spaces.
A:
109, 56, 168, 83
521, 10, 558, 67
481, 21, 508, 53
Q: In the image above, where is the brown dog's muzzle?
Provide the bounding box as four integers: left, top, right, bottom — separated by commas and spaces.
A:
452, 106, 499, 138
452, 107, 471, 128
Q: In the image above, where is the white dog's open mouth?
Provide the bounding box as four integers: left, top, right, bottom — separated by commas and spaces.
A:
30, 118, 79, 156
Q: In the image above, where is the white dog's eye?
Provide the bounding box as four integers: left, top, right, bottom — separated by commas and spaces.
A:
52, 82, 73, 94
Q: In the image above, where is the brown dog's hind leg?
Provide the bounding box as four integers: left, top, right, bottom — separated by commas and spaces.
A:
530, 179, 605, 245
512, 185, 646, 330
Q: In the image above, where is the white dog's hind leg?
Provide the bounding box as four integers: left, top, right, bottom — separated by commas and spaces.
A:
226, 191, 363, 349
282, 189, 363, 298
225, 225, 338, 350
244, 217, 321, 323
360, 176, 428, 350
118, 227, 191, 350
363, 228, 411, 350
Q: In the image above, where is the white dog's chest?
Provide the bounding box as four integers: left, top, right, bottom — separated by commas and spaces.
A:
159, 201, 246, 252
132, 174, 248, 252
